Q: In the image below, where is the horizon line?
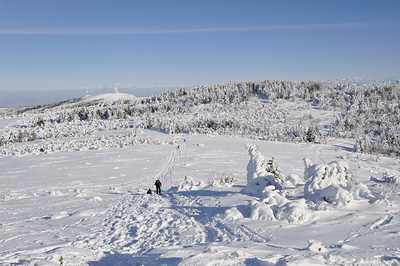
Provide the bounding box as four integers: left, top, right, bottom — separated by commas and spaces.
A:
1, 21, 399, 35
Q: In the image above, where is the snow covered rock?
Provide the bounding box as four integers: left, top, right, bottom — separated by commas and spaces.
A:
307, 239, 327, 253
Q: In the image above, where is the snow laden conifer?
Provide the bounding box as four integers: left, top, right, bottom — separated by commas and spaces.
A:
242, 143, 285, 197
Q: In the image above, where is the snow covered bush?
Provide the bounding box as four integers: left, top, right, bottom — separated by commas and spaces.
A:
178, 175, 207, 191
249, 194, 309, 223
242, 144, 284, 197
318, 185, 353, 205
260, 186, 287, 206
304, 158, 352, 195
304, 158, 371, 206
375, 172, 400, 200
247, 186, 311, 223
210, 174, 236, 187
249, 200, 276, 221
276, 199, 310, 224
223, 207, 244, 221
248, 186, 287, 221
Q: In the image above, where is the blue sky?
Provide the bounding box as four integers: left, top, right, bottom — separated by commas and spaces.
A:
1, 0, 400, 93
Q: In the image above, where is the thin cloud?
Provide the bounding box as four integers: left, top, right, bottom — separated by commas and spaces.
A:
0, 22, 399, 35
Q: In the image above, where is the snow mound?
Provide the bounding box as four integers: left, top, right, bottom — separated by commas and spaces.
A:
223, 207, 244, 221
276, 199, 310, 224
285, 173, 303, 186
249, 200, 276, 221
307, 239, 327, 253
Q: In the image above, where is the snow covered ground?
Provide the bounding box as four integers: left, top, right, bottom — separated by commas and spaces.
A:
1, 128, 400, 265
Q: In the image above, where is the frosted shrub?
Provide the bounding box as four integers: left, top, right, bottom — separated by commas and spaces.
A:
3, 190, 18, 200
377, 172, 399, 200
211, 174, 236, 187
178, 176, 206, 191
243, 144, 284, 197
304, 158, 371, 205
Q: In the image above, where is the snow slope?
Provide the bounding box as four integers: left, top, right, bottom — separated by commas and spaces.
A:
80, 93, 137, 105
1, 129, 400, 265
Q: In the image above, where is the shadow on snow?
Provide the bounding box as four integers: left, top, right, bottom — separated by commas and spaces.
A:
87, 252, 181, 266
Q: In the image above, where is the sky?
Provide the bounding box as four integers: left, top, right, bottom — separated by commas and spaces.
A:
0, 0, 400, 96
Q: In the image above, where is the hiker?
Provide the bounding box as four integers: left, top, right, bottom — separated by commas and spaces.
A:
155, 179, 162, 195
147, 189, 152, 194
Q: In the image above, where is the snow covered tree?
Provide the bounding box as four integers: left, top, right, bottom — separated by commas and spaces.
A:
243, 144, 285, 197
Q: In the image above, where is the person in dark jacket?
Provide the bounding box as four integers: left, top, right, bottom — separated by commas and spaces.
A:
155, 179, 162, 195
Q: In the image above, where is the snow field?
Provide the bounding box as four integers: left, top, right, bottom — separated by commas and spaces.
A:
0, 131, 400, 265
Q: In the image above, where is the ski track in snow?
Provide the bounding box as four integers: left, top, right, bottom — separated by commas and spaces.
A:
149, 141, 184, 191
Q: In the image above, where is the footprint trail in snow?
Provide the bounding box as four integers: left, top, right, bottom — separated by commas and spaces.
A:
75, 191, 206, 256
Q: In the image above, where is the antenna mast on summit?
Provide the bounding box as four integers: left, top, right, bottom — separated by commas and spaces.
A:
85, 87, 91, 97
